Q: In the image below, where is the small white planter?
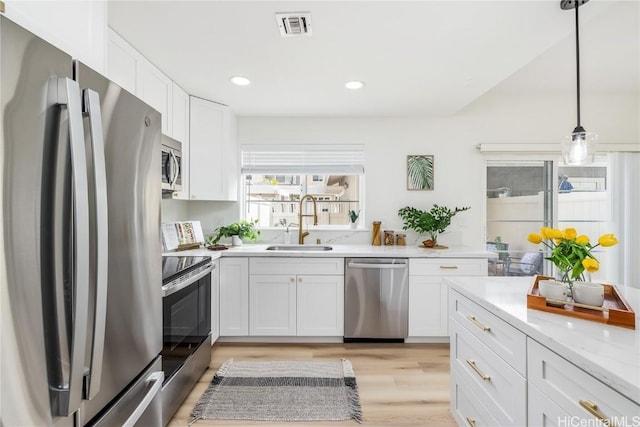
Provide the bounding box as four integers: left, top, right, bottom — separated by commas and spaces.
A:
572, 282, 605, 307
350, 223, 357, 229
231, 235, 243, 246
538, 280, 569, 306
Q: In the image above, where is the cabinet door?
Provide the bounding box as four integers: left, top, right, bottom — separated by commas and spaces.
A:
408, 276, 448, 336
5, 1, 107, 72
106, 29, 138, 94
171, 84, 190, 199
211, 260, 220, 344
189, 97, 231, 200
220, 258, 248, 336
297, 275, 344, 336
136, 58, 172, 136
171, 82, 189, 143
528, 382, 571, 427
250, 275, 296, 336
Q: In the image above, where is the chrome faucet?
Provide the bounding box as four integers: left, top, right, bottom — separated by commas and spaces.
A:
298, 194, 318, 244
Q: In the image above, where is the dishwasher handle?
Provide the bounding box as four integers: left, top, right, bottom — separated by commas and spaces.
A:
347, 262, 408, 269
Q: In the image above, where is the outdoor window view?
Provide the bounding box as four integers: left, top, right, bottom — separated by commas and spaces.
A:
243, 174, 361, 228
486, 158, 611, 281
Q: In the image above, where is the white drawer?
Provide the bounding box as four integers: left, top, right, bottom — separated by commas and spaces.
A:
410, 258, 487, 276
250, 257, 344, 275
451, 371, 500, 427
449, 289, 526, 375
528, 339, 640, 423
528, 382, 571, 427
451, 318, 527, 426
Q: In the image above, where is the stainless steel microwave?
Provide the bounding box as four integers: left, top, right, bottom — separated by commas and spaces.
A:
161, 136, 182, 193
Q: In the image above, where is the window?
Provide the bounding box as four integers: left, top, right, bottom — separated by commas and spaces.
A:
241, 145, 364, 228
486, 156, 612, 281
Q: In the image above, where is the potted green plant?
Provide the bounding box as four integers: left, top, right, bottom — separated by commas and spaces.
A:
207, 219, 261, 246
348, 210, 360, 229
397, 204, 470, 247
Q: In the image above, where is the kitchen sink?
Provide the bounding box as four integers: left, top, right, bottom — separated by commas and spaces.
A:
265, 245, 333, 251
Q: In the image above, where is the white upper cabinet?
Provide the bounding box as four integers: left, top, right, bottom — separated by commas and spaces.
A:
106, 30, 138, 94
136, 59, 172, 136
171, 83, 189, 144
106, 28, 187, 140
189, 96, 238, 201
3, 1, 107, 73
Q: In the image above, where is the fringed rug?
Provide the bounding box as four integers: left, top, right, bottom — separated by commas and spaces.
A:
190, 358, 362, 424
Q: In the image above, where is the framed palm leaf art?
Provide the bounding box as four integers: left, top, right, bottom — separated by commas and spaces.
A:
407, 155, 434, 190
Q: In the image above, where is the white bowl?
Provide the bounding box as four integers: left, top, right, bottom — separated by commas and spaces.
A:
572, 282, 605, 307
538, 280, 569, 304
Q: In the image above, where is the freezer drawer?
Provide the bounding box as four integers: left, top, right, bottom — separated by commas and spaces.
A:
87, 357, 163, 427
344, 258, 409, 339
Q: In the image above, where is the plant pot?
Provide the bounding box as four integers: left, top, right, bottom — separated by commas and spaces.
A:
538, 280, 569, 306
572, 282, 605, 307
350, 222, 357, 229
283, 230, 292, 244
231, 235, 243, 246
422, 239, 436, 248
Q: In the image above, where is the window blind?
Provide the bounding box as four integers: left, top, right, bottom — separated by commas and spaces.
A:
241, 144, 365, 174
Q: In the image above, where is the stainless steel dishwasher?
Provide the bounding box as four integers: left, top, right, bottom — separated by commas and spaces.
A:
344, 258, 409, 341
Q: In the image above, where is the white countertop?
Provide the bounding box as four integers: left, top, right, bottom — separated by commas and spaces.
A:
446, 276, 640, 405
163, 243, 495, 259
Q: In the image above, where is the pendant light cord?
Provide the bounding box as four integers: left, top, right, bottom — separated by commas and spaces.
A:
575, 2, 581, 127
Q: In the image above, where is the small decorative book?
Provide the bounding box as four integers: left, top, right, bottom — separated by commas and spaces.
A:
162, 221, 205, 251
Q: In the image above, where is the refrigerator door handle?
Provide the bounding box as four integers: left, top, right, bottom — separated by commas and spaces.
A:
82, 88, 109, 400
121, 371, 164, 427
54, 77, 91, 416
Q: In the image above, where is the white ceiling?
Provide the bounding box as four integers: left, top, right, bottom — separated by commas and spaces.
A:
108, 1, 639, 117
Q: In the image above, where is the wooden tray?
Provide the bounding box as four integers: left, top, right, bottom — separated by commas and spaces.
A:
527, 275, 636, 329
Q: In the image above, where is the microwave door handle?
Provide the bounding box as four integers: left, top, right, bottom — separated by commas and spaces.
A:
170, 150, 179, 187
53, 77, 91, 416
82, 89, 109, 399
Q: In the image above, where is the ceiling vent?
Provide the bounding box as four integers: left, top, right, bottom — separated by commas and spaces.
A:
275, 12, 312, 37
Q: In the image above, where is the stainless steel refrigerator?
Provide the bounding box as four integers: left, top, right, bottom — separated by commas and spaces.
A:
1, 15, 163, 426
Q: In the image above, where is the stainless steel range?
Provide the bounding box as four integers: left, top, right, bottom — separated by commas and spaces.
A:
161, 255, 214, 425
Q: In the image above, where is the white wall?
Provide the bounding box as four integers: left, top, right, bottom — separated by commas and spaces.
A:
162, 89, 638, 249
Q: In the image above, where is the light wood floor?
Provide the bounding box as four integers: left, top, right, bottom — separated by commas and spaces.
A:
168, 343, 456, 427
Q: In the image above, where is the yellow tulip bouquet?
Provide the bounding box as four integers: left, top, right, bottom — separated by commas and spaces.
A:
527, 227, 619, 287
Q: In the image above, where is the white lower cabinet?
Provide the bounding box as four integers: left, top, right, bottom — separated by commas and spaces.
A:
528, 339, 640, 424
409, 258, 487, 338
249, 258, 344, 337
249, 275, 296, 336
528, 382, 570, 427
451, 371, 500, 427
451, 317, 526, 426
450, 288, 640, 426
297, 275, 344, 336
220, 258, 249, 336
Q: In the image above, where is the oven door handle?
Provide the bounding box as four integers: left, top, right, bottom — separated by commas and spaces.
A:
162, 263, 214, 297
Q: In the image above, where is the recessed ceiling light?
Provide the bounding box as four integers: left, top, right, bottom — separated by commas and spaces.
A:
230, 76, 251, 86
345, 80, 365, 90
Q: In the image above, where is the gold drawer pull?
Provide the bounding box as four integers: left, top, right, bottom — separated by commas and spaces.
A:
466, 416, 476, 427
466, 359, 491, 381
440, 265, 459, 269
579, 400, 612, 426
467, 315, 491, 332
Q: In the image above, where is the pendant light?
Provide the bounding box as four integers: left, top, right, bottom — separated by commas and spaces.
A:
560, 0, 597, 165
